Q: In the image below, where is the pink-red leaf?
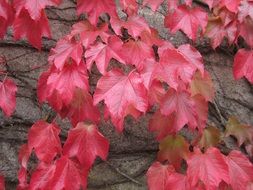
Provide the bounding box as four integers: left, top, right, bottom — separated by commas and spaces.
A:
49, 156, 87, 189
186, 147, 230, 189
233, 48, 253, 83
49, 36, 83, 70
0, 175, 5, 190
94, 69, 148, 131
0, 79, 17, 117
63, 122, 109, 168
226, 150, 253, 190
13, 9, 51, 49
28, 120, 62, 162
147, 162, 188, 190
77, 0, 117, 25
165, 5, 208, 40
85, 36, 125, 74
0, 0, 14, 38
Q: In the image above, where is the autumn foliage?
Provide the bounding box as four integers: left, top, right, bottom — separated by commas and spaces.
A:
0, 0, 253, 189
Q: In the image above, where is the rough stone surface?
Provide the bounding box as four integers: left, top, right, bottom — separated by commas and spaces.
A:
0, 1, 252, 190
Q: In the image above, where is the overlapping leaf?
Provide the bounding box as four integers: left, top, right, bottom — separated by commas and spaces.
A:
63, 122, 109, 168
0, 79, 17, 117
94, 69, 148, 131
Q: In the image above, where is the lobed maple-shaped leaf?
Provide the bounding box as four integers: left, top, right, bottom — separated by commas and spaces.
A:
160, 86, 198, 131
233, 48, 253, 84
63, 122, 109, 169
190, 71, 215, 102
41, 60, 89, 107
186, 147, 230, 189
226, 150, 253, 190
140, 28, 164, 47
29, 162, 56, 190
239, 18, 253, 48
0, 79, 17, 117
119, 0, 138, 15
13, 9, 51, 49
48, 36, 83, 70
14, 0, 61, 20
155, 46, 203, 90
157, 135, 190, 169
149, 111, 177, 140
0, 0, 14, 38
238, 0, 253, 22
110, 15, 150, 38
28, 120, 62, 162
203, 0, 220, 9
85, 36, 126, 74
147, 162, 188, 190
205, 17, 238, 49
142, 0, 164, 11
165, 5, 208, 40
94, 69, 148, 131
17, 167, 28, 190
49, 156, 87, 189
0, 175, 5, 190
18, 144, 31, 169
225, 116, 253, 146
70, 20, 110, 47
218, 0, 241, 13
64, 89, 100, 126
196, 126, 221, 149
139, 58, 166, 104
120, 39, 154, 70
77, 0, 117, 25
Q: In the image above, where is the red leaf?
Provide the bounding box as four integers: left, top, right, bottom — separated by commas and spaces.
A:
149, 111, 177, 140
14, 0, 61, 20
29, 162, 56, 190
147, 162, 188, 190
186, 147, 230, 189
63, 122, 109, 168
233, 49, 253, 83
121, 39, 154, 70
49, 36, 83, 70
0, 175, 5, 190
222, 0, 240, 13
18, 144, 31, 169
155, 47, 202, 90
160, 87, 198, 131
239, 18, 253, 48
0, 0, 14, 38
49, 156, 87, 189
165, 5, 208, 40
45, 60, 89, 106
238, 0, 253, 21
70, 20, 110, 47
17, 167, 28, 190
157, 135, 190, 169
226, 150, 253, 190
94, 69, 148, 131
13, 9, 51, 49
205, 18, 237, 49
64, 89, 100, 126
0, 79, 17, 117
190, 71, 215, 102
110, 15, 150, 38
85, 36, 126, 74
142, 0, 164, 11
77, 0, 117, 25
119, 0, 138, 15
28, 120, 62, 162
